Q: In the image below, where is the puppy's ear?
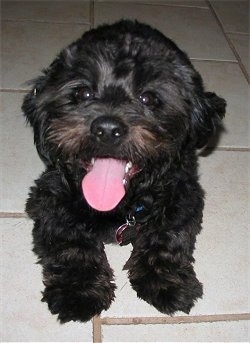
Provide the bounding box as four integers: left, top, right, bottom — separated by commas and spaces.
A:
22, 75, 48, 127
22, 43, 79, 165
191, 92, 226, 149
22, 74, 52, 165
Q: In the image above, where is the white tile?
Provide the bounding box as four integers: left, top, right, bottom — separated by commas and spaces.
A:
102, 320, 250, 342
0, 92, 43, 212
210, 0, 249, 34
94, 2, 235, 61
104, 244, 163, 317
2, 21, 89, 90
1, 0, 90, 23
228, 33, 250, 74
193, 61, 249, 149
196, 151, 249, 315
0, 218, 92, 342
103, 151, 249, 317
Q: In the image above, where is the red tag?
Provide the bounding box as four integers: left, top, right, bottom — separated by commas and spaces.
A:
116, 223, 127, 245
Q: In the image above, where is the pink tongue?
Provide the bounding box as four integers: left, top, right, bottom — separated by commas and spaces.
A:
82, 158, 126, 212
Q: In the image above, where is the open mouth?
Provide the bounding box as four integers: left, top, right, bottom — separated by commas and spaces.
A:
81, 158, 140, 212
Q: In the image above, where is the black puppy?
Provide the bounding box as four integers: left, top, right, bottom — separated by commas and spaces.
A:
22, 20, 226, 323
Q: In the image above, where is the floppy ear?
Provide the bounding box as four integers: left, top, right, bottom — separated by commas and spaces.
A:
22, 74, 53, 165
191, 92, 226, 149
22, 75, 48, 126
22, 44, 79, 165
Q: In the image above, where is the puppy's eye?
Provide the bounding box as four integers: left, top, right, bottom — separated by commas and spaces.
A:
139, 92, 158, 107
76, 86, 95, 101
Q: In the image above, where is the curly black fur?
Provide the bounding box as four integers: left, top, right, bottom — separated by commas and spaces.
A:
22, 20, 226, 323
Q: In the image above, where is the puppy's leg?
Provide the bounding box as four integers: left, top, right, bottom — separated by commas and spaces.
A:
27, 171, 116, 323
41, 242, 115, 323
126, 222, 202, 315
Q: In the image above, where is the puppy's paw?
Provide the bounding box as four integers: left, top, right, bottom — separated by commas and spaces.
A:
42, 283, 116, 323
135, 278, 202, 315
129, 264, 203, 315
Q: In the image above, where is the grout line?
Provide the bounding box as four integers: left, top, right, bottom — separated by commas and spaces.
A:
0, 89, 29, 93
2, 18, 90, 26
129, 2, 209, 10
190, 58, 237, 63
93, 316, 102, 343
0, 213, 27, 218
94, 1, 209, 10
207, 147, 250, 152
90, 0, 95, 29
101, 313, 250, 326
207, 1, 250, 84
225, 35, 250, 84
225, 31, 249, 36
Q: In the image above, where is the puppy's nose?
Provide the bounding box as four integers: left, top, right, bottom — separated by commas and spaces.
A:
90, 116, 127, 143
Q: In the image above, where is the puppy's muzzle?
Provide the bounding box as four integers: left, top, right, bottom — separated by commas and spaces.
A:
90, 116, 128, 145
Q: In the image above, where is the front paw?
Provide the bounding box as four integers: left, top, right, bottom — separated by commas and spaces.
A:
42, 282, 116, 323
129, 265, 203, 315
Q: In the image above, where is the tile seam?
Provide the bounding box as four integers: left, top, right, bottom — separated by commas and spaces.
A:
101, 313, 250, 326
94, 1, 209, 10
0, 89, 29, 93
190, 58, 237, 63
90, 0, 95, 29
225, 35, 250, 84
127, 3, 209, 10
2, 18, 90, 25
0, 213, 27, 218
226, 31, 249, 36
93, 316, 102, 343
206, 147, 250, 152
207, 1, 250, 84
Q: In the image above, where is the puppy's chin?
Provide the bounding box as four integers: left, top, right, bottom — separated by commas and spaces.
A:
81, 158, 140, 212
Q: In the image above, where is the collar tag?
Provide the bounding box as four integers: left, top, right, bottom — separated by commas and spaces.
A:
116, 215, 141, 246
115, 205, 145, 246
116, 223, 128, 245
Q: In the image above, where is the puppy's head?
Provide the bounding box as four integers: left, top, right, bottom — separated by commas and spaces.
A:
22, 20, 226, 211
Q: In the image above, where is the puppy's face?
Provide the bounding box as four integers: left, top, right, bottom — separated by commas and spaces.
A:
22, 20, 225, 211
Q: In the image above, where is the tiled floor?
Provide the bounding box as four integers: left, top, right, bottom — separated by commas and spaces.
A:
0, 0, 249, 342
